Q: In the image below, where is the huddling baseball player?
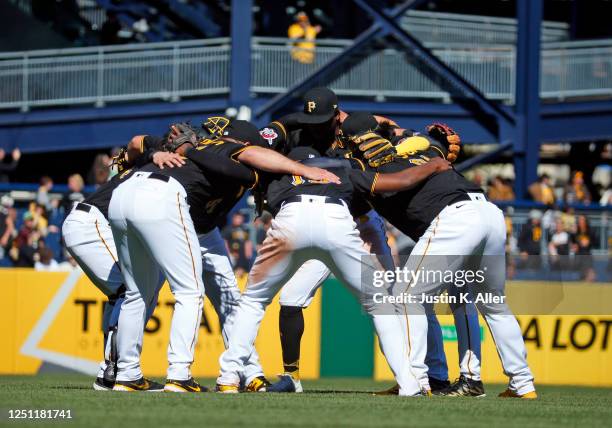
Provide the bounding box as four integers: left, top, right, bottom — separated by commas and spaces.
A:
259, 87, 473, 394
215, 140, 452, 395
340, 112, 537, 399
62, 136, 184, 391
108, 119, 340, 392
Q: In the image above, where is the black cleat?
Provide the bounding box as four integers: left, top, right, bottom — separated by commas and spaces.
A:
164, 378, 208, 393
429, 377, 451, 393
436, 375, 486, 397
112, 377, 165, 392
93, 377, 114, 391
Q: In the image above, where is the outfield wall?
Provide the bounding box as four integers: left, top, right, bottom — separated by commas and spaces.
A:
1, 270, 611, 386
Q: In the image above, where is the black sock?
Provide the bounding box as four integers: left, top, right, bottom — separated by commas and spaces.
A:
279, 305, 304, 378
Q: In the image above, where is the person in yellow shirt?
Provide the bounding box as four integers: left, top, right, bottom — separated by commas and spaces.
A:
288, 12, 321, 64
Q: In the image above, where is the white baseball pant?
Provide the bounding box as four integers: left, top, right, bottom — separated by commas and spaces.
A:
109, 172, 205, 381
278, 210, 394, 307
63, 203, 161, 378
198, 227, 264, 384
217, 195, 422, 395
401, 194, 535, 395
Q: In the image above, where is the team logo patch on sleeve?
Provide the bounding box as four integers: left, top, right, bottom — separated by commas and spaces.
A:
259, 128, 278, 146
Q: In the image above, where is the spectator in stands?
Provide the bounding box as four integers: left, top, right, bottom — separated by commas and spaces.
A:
548, 218, 571, 270
36, 176, 55, 212
565, 171, 592, 205
222, 212, 253, 275
0, 196, 16, 260
601, 185, 612, 206
61, 174, 85, 213
487, 175, 515, 201
288, 12, 321, 64
528, 174, 555, 206
10, 212, 41, 267
57, 251, 78, 271
100, 11, 122, 45
254, 212, 273, 251
517, 210, 543, 269
88, 153, 111, 185
572, 215, 596, 282
0, 148, 21, 183
35, 247, 59, 271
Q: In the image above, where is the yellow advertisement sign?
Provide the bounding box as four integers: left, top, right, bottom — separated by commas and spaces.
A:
0, 269, 321, 378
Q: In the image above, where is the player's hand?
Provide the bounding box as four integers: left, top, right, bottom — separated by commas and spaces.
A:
152, 151, 185, 169
301, 166, 341, 184
428, 157, 452, 173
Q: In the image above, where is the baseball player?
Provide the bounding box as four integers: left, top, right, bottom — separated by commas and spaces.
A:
109, 120, 340, 392
259, 87, 457, 393
341, 113, 537, 399
62, 136, 184, 391
216, 145, 451, 395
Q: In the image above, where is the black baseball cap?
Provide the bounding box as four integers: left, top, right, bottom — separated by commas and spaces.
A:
340, 112, 378, 137
223, 120, 267, 147
297, 87, 339, 124
287, 146, 320, 162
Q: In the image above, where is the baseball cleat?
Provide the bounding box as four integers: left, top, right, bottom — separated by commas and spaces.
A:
244, 376, 271, 392
112, 377, 164, 392
428, 377, 451, 393
215, 384, 240, 394
498, 389, 538, 399
93, 377, 114, 391
373, 383, 399, 396
436, 375, 486, 397
267, 374, 303, 393
164, 378, 208, 393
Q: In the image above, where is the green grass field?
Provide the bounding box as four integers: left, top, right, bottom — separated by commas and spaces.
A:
1, 375, 611, 428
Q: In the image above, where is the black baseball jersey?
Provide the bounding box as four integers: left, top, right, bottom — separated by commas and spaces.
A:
83, 168, 138, 218
139, 139, 257, 234
265, 148, 377, 215
84, 135, 164, 218
259, 113, 336, 156
370, 148, 483, 241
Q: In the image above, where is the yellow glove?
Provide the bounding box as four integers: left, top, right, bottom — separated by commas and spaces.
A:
395, 136, 431, 157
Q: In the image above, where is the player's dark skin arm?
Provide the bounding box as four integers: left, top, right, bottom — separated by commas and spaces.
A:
373, 157, 451, 193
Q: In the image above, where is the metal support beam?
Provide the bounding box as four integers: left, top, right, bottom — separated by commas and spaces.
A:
513, 0, 543, 198
229, 0, 252, 108
353, 0, 514, 136
255, 0, 428, 118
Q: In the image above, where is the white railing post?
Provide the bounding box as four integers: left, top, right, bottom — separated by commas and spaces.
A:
95, 49, 105, 107
172, 44, 180, 102
21, 54, 29, 112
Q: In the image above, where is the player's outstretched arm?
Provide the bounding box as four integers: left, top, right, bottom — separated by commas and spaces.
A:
373, 158, 451, 193
236, 146, 341, 184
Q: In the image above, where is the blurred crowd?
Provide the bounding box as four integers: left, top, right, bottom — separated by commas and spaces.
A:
476, 169, 611, 207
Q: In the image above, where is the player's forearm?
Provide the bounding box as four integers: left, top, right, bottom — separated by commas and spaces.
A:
374, 160, 449, 193
236, 146, 305, 176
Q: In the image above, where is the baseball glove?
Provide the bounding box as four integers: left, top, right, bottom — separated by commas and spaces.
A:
110, 147, 130, 174
348, 131, 395, 168
426, 123, 461, 163
163, 122, 199, 153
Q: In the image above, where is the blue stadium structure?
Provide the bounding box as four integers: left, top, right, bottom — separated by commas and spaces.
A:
0, 0, 611, 202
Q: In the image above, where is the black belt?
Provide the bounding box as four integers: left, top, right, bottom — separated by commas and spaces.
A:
282, 195, 345, 207
75, 202, 92, 213
448, 192, 487, 206
148, 172, 170, 182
